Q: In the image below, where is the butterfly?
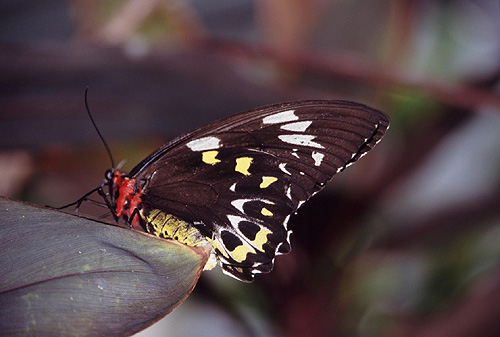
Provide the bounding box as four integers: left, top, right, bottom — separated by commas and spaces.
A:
74, 100, 389, 282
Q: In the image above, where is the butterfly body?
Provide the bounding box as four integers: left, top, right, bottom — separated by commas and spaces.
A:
102, 100, 389, 282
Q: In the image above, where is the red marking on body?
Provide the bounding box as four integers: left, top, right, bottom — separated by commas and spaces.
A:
112, 171, 143, 229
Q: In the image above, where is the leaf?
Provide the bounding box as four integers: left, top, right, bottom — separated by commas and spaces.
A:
0, 197, 210, 336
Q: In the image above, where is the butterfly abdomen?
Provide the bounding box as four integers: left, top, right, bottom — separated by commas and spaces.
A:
142, 208, 208, 246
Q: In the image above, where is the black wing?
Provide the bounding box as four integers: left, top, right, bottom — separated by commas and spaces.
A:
131, 100, 389, 281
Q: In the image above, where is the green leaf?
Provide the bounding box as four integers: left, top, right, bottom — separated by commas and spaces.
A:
0, 197, 209, 336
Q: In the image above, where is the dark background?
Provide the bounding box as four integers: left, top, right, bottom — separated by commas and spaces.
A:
1, 1, 500, 336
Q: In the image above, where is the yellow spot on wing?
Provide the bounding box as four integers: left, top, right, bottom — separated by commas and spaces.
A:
253, 227, 272, 251
202, 150, 221, 165
260, 176, 277, 188
230, 244, 256, 263
212, 239, 230, 259
261, 207, 273, 216
214, 236, 256, 263
235, 157, 253, 176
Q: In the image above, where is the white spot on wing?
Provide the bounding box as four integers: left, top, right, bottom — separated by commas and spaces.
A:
286, 186, 292, 200
278, 134, 324, 149
231, 199, 247, 213
280, 121, 312, 132
276, 243, 285, 255
312, 151, 324, 166
186, 136, 221, 151
276, 229, 292, 255
221, 267, 244, 281
283, 214, 291, 230
227, 215, 246, 227
262, 110, 298, 124
279, 163, 291, 175
229, 182, 236, 192
231, 198, 275, 214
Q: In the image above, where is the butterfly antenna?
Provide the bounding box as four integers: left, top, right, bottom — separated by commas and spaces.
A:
84, 87, 116, 168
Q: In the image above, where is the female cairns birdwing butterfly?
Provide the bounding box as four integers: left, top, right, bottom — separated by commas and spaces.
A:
68, 100, 389, 282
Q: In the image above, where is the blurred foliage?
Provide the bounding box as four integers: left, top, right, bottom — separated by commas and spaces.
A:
1, 0, 500, 336
0, 197, 208, 336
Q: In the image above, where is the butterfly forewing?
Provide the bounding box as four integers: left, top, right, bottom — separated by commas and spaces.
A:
130, 100, 389, 281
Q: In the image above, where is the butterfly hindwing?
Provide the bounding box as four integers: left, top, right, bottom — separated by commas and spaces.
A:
132, 100, 389, 281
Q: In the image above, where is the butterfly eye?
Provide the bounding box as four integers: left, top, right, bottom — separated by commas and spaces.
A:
105, 168, 114, 180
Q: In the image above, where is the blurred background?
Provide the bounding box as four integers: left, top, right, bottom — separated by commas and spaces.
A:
1, 1, 500, 336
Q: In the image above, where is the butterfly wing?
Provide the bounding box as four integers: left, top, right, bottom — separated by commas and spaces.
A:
131, 100, 389, 281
